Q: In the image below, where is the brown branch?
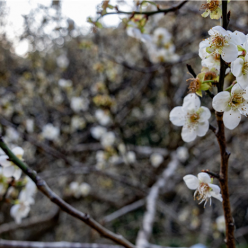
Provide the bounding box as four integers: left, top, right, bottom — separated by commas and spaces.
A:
201, 170, 220, 179
0, 137, 134, 248
214, 2, 235, 247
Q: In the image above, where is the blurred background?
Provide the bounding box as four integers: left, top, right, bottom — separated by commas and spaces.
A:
0, 1, 248, 248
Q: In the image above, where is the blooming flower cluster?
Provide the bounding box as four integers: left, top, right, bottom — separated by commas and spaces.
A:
69, 181, 91, 198
127, 26, 179, 63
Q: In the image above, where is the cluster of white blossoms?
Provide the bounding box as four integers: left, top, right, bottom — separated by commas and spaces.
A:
69, 181, 91, 198
11, 177, 37, 224
183, 172, 222, 207
0, 147, 37, 223
41, 123, 60, 141
127, 26, 179, 63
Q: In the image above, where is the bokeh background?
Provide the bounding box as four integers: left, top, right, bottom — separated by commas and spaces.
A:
0, 1, 248, 248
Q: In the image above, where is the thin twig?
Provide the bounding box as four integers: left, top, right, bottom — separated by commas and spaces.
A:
201, 170, 220, 179
96, 1, 188, 22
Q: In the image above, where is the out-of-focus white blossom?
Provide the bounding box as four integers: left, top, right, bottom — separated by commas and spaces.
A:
126, 151, 136, 164
0, 147, 23, 180
6, 127, 19, 142
95, 109, 111, 126
176, 147, 189, 162
70, 97, 89, 112
71, 116, 86, 131
212, 84, 248, 130
41, 124, 60, 141
58, 78, 72, 88
91, 126, 107, 140
10, 177, 37, 224
100, 131, 115, 148
26, 119, 34, 133
150, 153, 163, 167
216, 215, 225, 232
56, 54, 69, 68
69, 181, 91, 198
183, 172, 222, 207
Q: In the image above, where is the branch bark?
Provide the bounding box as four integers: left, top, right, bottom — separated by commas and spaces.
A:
214, 2, 235, 247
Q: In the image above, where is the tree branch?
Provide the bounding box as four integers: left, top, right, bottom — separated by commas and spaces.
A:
0, 137, 134, 248
96, 1, 188, 22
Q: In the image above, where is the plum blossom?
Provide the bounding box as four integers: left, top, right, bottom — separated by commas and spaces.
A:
199, 26, 242, 63
69, 181, 91, 198
216, 215, 225, 232
41, 123, 59, 141
212, 84, 248, 129
150, 153, 163, 167
231, 42, 248, 88
169, 94, 211, 142
90, 126, 107, 140
183, 172, 222, 207
70, 97, 89, 112
95, 109, 111, 126
100, 131, 115, 148
0, 147, 23, 180
201, 0, 222, 20
10, 177, 36, 223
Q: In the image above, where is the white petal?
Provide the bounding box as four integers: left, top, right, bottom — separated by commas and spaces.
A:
231, 58, 244, 77
198, 172, 211, 183
209, 26, 228, 36
196, 121, 209, 137
3, 166, 15, 178
212, 92, 230, 112
222, 43, 238, 63
182, 93, 200, 112
199, 39, 210, 50
209, 183, 221, 194
231, 83, 242, 93
13, 168, 22, 180
238, 102, 248, 116
223, 109, 241, 130
236, 74, 248, 89
169, 107, 185, 126
231, 31, 246, 45
181, 126, 197, 142
0, 155, 11, 167
199, 107, 211, 122
183, 175, 199, 190
210, 191, 223, 202
12, 147, 24, 157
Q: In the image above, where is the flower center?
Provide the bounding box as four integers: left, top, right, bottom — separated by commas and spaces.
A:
189, 113, 200, 123
201, 0, 220, 12
242, 62, 248, 75
194, 182, 211, 206
188, 78, 201, 93
229, 92, 245, 110
204, 71, 217, 81
211, 34, 226, 48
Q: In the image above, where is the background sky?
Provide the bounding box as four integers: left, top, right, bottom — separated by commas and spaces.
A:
4, 0, 129, 56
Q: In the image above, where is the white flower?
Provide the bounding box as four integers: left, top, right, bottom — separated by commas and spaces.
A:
100, 132, 115, 148
176, 147, 189, 162
0, 147, 23, 180
26, 119, 34, 133
212, 84, 248, 130
41, 124, 59, 141
58, 79, 72, 88
10, 187, 35, 224
216, 215, 225, 232
71, 116, 86, 131
70, 97, 89, 112
199, 26, 241, 63
79, 183, 91, 196
183, 172, 222, 207
56, 54, 69, 68
90, 126, 107, 140
170, 94, 211, 142
95, 109, 111, 126
150, 153, 163, 168
153, 27, 172, 47
126, 151, 136, 164
231, 42, 248, 88
6, 127, 19, 141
